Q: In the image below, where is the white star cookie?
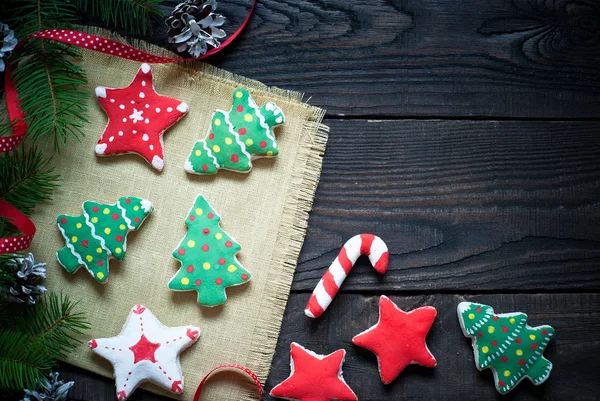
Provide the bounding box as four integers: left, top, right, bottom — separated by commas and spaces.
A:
89, 304, 200, 400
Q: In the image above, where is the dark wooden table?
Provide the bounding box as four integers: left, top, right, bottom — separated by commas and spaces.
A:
61, 0, 600, 399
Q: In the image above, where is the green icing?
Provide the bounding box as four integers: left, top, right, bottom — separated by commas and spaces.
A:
458, 302, 554, 394
168, 195, 251, 306
56, 196, 153, 283
185, 88, 284, 175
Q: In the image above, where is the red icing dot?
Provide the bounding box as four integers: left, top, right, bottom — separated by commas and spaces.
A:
502, 326, 508, 332
519, 358, 525, 366
501, 356, 508, 363
476, 307, 482, 313
499, 380, 505, 387
190, 215, 195, 221
195, 279, 201, 286
201, 244, 209, 252
260, 140, 267, 148
225, 241, 232, 248
82, 240, 89, 247
186, 265, 194, 273
542, 329, 548, 335
242, 274, 248, 280
178, 248, 186, 255
477, 332, 483, 338
516, 338, 522, 344
112, 213, 119, 220
491, 340, 498, 346
202, 164, 208, 171
231, 154, 239, 163
531, 343, 537, 350
92, 206, 99, 212
493, 316, 499, 322
98, 260, 104, 266
116, 235, 123, 242
126, 198, 131, 204
134, 217, 141, 223
239, 128, 246, 135
209, 133, 215, 140
60, 218, 67, 224
207, 212, 214, 219
236, 105, 243, 112
218, 258, 225, 265
215, 278, 222, 285
203, 228, 209, 235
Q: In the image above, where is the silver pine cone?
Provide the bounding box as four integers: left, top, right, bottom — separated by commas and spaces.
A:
0, 23, 18, 72
1, 253, 47, 304
166, 0, 226, 58
22, 372, 74, 401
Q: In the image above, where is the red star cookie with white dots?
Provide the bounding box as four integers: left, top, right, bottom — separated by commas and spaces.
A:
94, 63, 189, 171
270, 342, 357, 401
352, 295, 437, 384
88, 304, 200, 400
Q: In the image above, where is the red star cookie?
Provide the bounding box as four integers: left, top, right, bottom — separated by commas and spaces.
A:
94, 63, 189, 171
88, 304, 200, 400
352, 295, 437, 384
270, 342, 357, 401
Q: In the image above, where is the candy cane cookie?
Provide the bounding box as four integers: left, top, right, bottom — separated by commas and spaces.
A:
305, 234, 389, 318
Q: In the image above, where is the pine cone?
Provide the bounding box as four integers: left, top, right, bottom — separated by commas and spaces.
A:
166, 0, 226, 58
1, 253, 47, 304
22, 372, 74, 401
0, 23, 18, 72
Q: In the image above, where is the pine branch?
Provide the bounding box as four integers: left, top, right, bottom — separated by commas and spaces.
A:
76, 0, 165, 36
0, 330, 54, 391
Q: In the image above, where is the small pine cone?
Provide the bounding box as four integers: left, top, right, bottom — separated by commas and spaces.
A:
1, 253, 47, 305
0, 23, 18, 72
23, 372, 74, 401
166, 0, 226, 58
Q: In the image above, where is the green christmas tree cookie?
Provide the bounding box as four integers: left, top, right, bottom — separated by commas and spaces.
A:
56, 196, 153, 283
184, 88, 285, 175
457, 302, 554, 394
168, 195, 251, 306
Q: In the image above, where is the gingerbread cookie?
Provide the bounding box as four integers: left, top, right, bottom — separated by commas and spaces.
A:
184, 88, 284, 174
89, 304, 200, 400
270, 342, 357, 401
352, 295, 437, 384
95, 63, 189, 171
457, 302, 554, 394
168, 195, 251, 306
56, 196, 153, 283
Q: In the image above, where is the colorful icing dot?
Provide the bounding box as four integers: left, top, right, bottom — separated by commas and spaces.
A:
503, 370, 511, 377
212, 145, 221, 153
92, 206, 99, 212
104, 228, 111, 235
96, 247, 103, 254
215, 233, 223, 240
134, 217, 141, 223
103, 208, 110, 215
244, 113, 253, 122
60, 218, 67, 224
86, 255, 93, 262
542, 329, 548, 335
203, 228, 210, 235
115, 248, 122, 254
225, 138, 233, 145
209, 133, 215, 140
98, 260, 104, 266
228, 265, 237, 272
71, 236, 78, 243
215, 278, 223, 285
510, 318, 516, 324
207, 213, 214, 219
82, 240, 88, 247
516, 349, 523, 356
112, 213, 119, 220
187, 240, 195, 248
236, 105, 243, 112
499, 380, 505, 387
242, 274, 249, 280
125, 198, 131, 204
186, 265, 194, 272
181, 278, 189, 285
91, 217, 99, 223
476, 307, 482, 312
189, 215, 195, 221
235, 91, 243, 98
516, 337, 522, 344
178, 248, 185, 255
218, 258, 225, 265
238, 128, 247, 135
493, 316, 499, 322
195, 149, 202, 156
267, 151, 273, 156
116, 235, 123, 242
531, 343, 537, 350
134, 206, 139, 211
76, 222, 82, 228
488, 326, 495, 334
203, 262, 210, 270
201, 244, 209, 252
482, 346, 489, 353
215, 118, 221, 126
231, 154, 239, 162
260, 140, 267, 148
477, 332, 483, 338
225, 241, 232, 248
195, 279, 201, 286
245, 139, 253, 146
120, 224, 126, 230
97, 272, 104, 279
519, 358, 525, 366
491, 340, 498, 346
501, 356, 508, 363
529, 334, 536, 340
202, 164, 208, 171
468, 313, 475, 320
195, 208, 203, 216
502, 326, 509, 332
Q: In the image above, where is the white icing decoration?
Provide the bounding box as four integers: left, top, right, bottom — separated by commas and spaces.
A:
152, 155, 164, 170
140, 199, 153, 213
142, 134, 149, 141
155, 107, 161, 113
95, 86, 107, 98
119, 104, 125, 110
129, 108, 143, 123
167, 107, 173, 112
118, 131, 124, 136
139, 92, 145, 98
141, 63, 151, 74
184, 159, 194, 173
176, 102, 189, 113
109, 136, 114, 142
95, 143, 107, 155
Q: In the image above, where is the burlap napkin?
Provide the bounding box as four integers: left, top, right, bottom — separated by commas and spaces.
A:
29, 30, 327, 400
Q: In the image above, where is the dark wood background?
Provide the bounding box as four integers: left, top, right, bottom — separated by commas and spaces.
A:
61, 0, 600, 399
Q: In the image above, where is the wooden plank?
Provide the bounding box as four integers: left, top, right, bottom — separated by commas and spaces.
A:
292, 119, 600, 292
265, 293, 600, 400
148, 0, 600, 117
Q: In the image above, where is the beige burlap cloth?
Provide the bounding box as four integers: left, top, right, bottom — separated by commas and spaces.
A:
28, 34, 327, 400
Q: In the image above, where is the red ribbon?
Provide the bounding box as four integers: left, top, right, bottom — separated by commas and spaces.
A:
193, 364, 263, 401
0, 0, 256, 153
0, 199, 36, 254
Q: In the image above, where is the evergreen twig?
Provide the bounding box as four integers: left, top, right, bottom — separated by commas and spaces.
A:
76, 0, 165, 37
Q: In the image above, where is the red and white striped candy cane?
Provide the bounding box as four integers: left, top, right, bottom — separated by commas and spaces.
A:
305, 234, 389, 318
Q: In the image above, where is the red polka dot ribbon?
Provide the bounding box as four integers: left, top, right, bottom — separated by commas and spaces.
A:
0, 199, 36, 254
0, 0, 256, 153
192, 364, 263, 401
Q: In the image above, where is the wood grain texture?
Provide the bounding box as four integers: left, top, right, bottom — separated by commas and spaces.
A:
264, 293, 600, 401
292, 119, 600, 292
146, 0, 600, 117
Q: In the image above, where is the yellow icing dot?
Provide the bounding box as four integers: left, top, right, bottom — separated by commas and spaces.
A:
510, 318, 516, 324
488, 326, 495, 334
203, 262, 210, 270
244, 113, 253, 122
468, 313, 475, 320
103, 208, 110, 214
181, 277, 189, 285
225, 137, 233, 145
504, 370, 511, 377
76, 223, 82, 229
530, 334, 536, 340
71, 236, 78, 243
212, 145, 221, 153
245, 139, 253, 146
215, 233, 223, 240
235, 91, 243, 98
86, 255, 93, 262
215, 118, 221, 126
195, 208, 203, 216
228, 265, 237, 272
104, 228, 111, 235
482, 346, 489, 353
115, 248, 122, 254
96, 248, 103, 254
97, 272, 104, 279
187, 240, 196, 248
134, 206, 139, 211
516, 349, 523, 356
120, 224, 126, 230
91, 217, 98, 223
267, 151, 273, 156
195, 149, 201, 156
